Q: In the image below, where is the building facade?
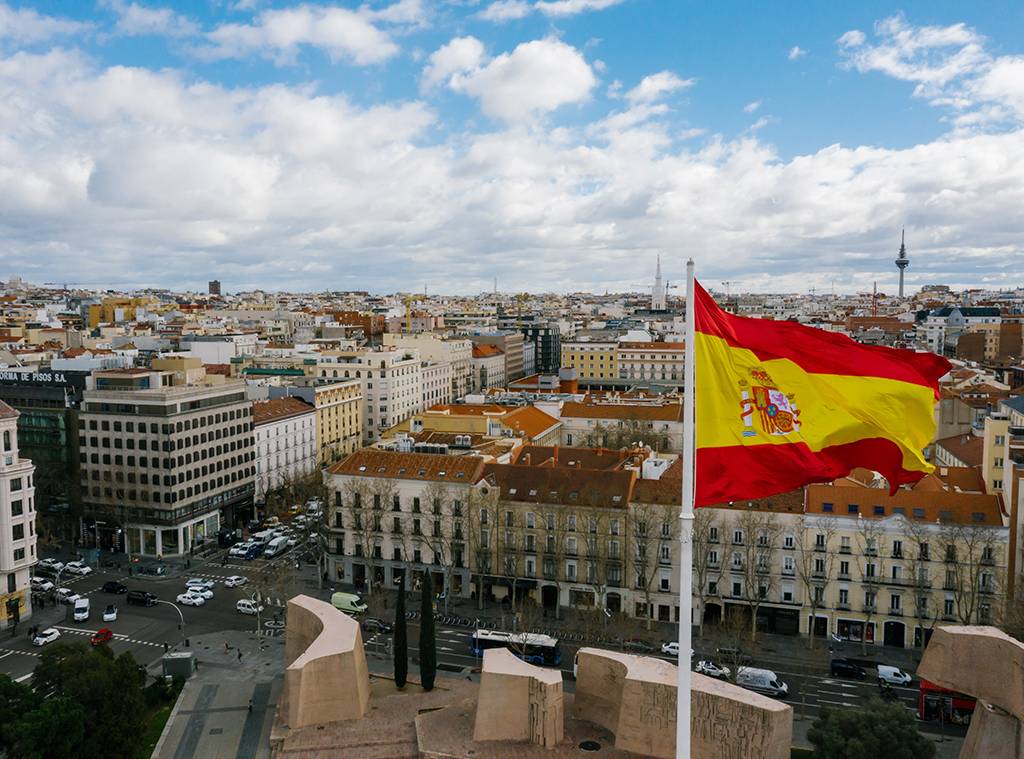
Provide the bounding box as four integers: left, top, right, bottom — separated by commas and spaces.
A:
616, 342, 685, 384
0, 401, 36, 630
471, 344, 506, 390
253, 397, 317, 503
421, 362, 453, 409
560, 340, 619, 382
383, 334, 473, 400
78, 370, 256, 556
269, 378, 364, 466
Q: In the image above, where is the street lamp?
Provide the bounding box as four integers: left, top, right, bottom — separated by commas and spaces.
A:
155, 600, 186, 648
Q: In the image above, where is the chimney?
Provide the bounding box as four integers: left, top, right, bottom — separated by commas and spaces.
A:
523, 452, 531, 466
553, 445, 559, 464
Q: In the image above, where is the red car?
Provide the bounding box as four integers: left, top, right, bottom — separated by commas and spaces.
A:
91, 628, 114, 646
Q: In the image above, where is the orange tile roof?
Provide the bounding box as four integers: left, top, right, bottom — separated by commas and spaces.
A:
806, 478, 1003, 526
472, 344, 503, 358
934, 433, 984, 467
483, 463, 635, 509
511, 445, 634, 470
560, 400, 683, 422
0, 400, 18, 420
501, 406, 560, 439
252, 397, 314, 425
328, 449, 486, 483
426, 404, 506, 416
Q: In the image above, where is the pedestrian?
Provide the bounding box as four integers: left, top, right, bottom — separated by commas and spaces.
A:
163, 642, 169, 653
247, 698, 252, 713
237, 649, 243, 663
224, 641, 230, 653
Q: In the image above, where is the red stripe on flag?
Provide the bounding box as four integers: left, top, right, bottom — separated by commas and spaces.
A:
695, 438, 926, 507
694, 280, 950, 393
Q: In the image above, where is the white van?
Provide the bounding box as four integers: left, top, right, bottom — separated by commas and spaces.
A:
265, 536, 289, 558
736, 667, 788, 697
331, 592, 368, 614
877, 665, 913, 686
236, 599, 264, 615
252, 529, 276, 545
73, 597, 90, 622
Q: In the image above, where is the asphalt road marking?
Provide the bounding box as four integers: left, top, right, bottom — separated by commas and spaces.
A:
15, 673, 32, 682
0, 647, 40, 658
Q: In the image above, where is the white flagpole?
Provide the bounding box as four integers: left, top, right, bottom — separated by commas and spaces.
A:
676, 258, 696, 759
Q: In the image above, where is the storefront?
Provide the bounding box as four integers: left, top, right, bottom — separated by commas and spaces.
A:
836, 618, 876, 645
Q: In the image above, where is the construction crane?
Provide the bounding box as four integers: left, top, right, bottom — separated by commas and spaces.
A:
515, 292, 530, 318
402, 294, 428, 332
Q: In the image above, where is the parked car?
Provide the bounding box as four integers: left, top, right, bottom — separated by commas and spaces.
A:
229, 542, 252, 558
64, 561, 92, 576
55, 588, 80, 605
330, 592, 367, 614
38, 558, 64, 573
102, 580, 129, 594
73, 597, 90, 622
877, 665, 914, 686
223, 575, 247, 588
103, 604, 118, 622
695, 660, 731, 680
184, 587, 214, 600
32, 628, 61, 647
185, 578, 215, 590
830, 658, 867, 680
126, 590, 157, 607
176, 592, 205, 607
623, 638, 655, 653
244, 543, 265, 560
361, 618, 393, 634
91, 628, 114, 646
236, 599, 264, 615
30, 577, 54, 592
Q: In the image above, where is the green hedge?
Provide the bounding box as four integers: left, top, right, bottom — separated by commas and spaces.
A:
791, 748, 815, 759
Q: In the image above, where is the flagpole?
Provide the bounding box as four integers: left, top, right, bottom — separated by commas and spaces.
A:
676, 258, 696, 759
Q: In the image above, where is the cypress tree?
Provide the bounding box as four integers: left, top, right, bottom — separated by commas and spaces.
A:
394, 575, 408, 688
419, 572, 436, 691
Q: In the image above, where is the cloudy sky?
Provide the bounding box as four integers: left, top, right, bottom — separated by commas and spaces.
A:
1, 1, 1023, 295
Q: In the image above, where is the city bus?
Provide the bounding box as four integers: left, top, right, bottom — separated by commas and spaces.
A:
917, 678, 975, 726
469, 629, 562, 667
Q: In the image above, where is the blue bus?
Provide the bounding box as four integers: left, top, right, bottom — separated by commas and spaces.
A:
469, 629, 562, 667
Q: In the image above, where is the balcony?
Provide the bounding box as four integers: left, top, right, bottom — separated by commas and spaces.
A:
941, 614, 957, 622
980, 555, 996, 566
863, 604, 877, 613
836, 602, 851, 611
781, 568, 794, 576
839, 547, 851, 555
888, 608, 903, 617
837, 572, 850, 581
811, 571, 825, 579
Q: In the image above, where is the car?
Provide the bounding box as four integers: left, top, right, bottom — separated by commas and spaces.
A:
184, 587, 214, 600
877, 665, 914, 686
286, 536, 299, 548
695, 660, 732, 680
55, 588, 80, 605
102, 580, 128, 594
103, 604, 118, 622
236, 599, 264, 615
126, 590, 157, 607
64, 561, 92, 576
91, 628, 114, 646
32, 628, 61, 647
176, 592, 205, 607
830, 658, 867, 680
661, 642, 692, 658
622, 638, 655, 653
38, 558, 65, 572
229, 542, 251, 557
73, 597, 90, 622
30, 577, 54, 592
361, 618, 393, 634
736, 667, 789, 698
185, 578, 216, 590
223, 575, 247, 588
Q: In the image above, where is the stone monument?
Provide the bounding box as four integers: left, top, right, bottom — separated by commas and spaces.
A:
474, 647, 564, 748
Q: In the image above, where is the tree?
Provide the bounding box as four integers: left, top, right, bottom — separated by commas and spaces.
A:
9, 696, 86, 759
902, 516, 940, 647
581, 420, 673, 452
0, 674, 42, 753
422, 481, 462, 615
691, 508, 719, 640
940, 520, 1000, 625
736, 508, 782, 642
583, 509, 610, 621
394, 574, 408, 688
796, 514, 838, 650
855, 517, 886, 654
465, 485, 499, 611
419, 572, 436, 691
807, 699, 936, 759
629, 501, 677, 630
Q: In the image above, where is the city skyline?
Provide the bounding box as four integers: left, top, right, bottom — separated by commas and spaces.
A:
1, 2, 1023, 294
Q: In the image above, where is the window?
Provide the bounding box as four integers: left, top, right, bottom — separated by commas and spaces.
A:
709, 527, 718, 543
821, 502, 833, 513
838, 588, 849, 605
13, 548, 24, 562
944, 597, 955, 616
526, 512, 535, 529
11, 524, 23, 541
890, 594, 901, 612
920, 543, 930, 560
892, 540, 903, 558
10, 500, 22, 517
840, 536, 850, 553
839, 560, 850, 577
733, 529, 744, 545
783, 556, 794, 573
865, 562, 876, 578
709, 550, 719, 566
10, 478, 21, 491
732, 581, 742, 597
815, 533, 826, 550
783, 534, 794, 549
847, 504, 859, 514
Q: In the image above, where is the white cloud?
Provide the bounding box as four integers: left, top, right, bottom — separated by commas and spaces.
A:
0, 3, 91, 43
477, 0, 531, 21
744, 100, 761, 113
364, 0, 429, 27
625, 71, 694, 104
438, 37, 597, 122
747, 116, 769, 131
104, 1, 199, 38
837, 29, 865, 48
199, 4, 399, 65
787, 45, 806, 60
421, 36, 485, 92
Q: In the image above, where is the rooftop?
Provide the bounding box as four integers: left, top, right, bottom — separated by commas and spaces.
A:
252, 397, 314, 425
328, 449, 486, 483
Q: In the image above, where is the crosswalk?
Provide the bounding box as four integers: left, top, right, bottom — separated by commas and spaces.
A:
54, 625, 164, 648
0, 646, 40, 658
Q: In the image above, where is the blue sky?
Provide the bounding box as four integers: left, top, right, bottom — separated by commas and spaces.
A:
1, 1, 1023, 294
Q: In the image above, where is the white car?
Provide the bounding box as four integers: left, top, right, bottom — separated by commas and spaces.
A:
229, 543, 252, 557
30, 577, 55, 592
185, 578, 216, 590
55, 588, 80, 605
32, 628, 61, 647
224, 575, 247, 588
64, 561, 92, 576
103, 604, 118, 622
695, 660, 731, 680
236, 599, 264, 615
38, 558, 64, 572
185, 587, 214, 600
176, 592, 205, 607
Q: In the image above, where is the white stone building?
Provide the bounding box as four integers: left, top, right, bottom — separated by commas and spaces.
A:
421, 362, 453, 409
471, 344, 506, 390
383, 334, 474, 399
0, 401, 36, 630
253, 397, 317, 503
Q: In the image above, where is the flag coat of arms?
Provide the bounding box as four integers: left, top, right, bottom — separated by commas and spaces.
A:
692, 280, 951, 507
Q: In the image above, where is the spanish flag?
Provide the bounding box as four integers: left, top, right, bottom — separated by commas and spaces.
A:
694, 280, 951, 507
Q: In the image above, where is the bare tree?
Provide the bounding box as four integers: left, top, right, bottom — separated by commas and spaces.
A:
581, 421, 673, 452
855, 517, 886, 655
541, 507, 572, 621
692, 508, 720, 640
902, 517, 939, 648
736, 509, 782, 643
466, 485, 500, 611
941, 520, 1000, 625
630, 501, 662, 630
796, 514, 838, 650
583, 510, 610, 623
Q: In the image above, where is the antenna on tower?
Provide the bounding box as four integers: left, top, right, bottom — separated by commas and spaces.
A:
872, 281, 878, 317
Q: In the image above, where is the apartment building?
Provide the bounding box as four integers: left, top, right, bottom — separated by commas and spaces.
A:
469, 333, 525, 382
559, 397, 685, 451
268, 377, 363, 466
918, 307, 1001, 356
253, 397, 316, 503
383, 334, 473, 399
317, 348, 422, 444
0, 401, 36, 630
560, 340, 619, 382
616, 342, 685, 384
78, 369, 256, 556
421, 362, 453, 409
471, 344, 505, 390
